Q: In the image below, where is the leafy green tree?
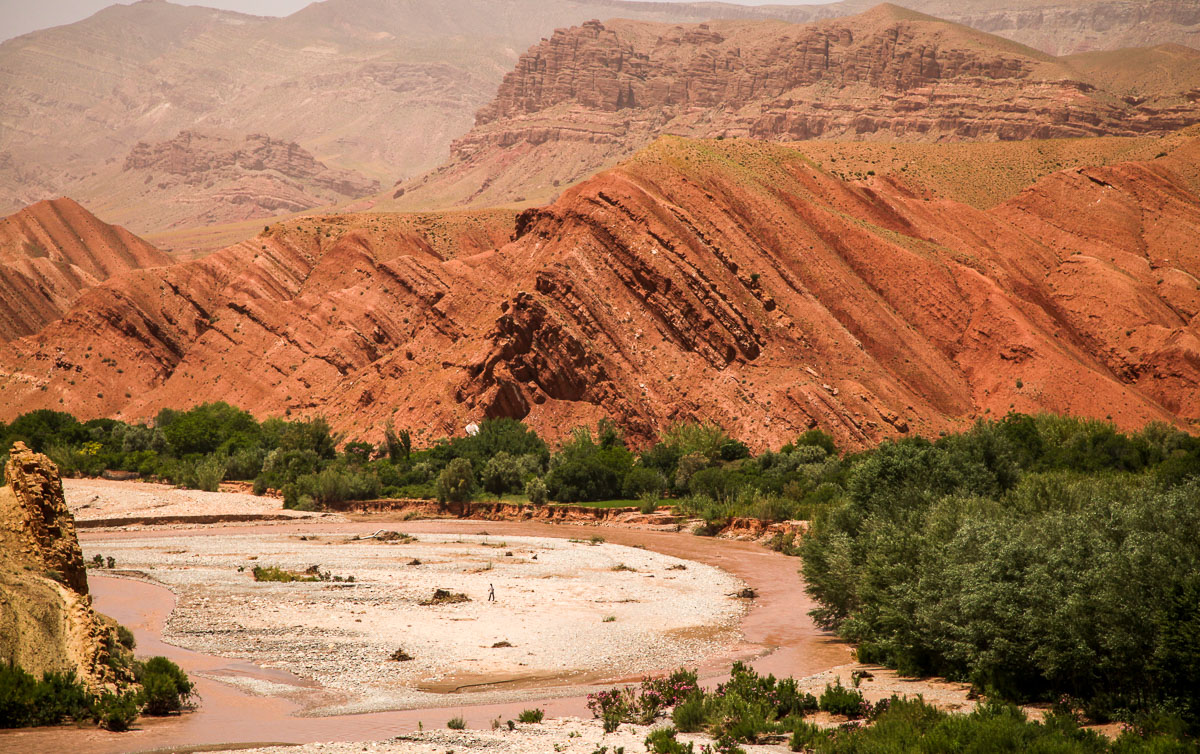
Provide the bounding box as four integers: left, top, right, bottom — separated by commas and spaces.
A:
437, 458, 475, 503
480, 451, 522, 495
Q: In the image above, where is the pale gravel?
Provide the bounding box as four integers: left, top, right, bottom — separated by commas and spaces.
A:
63, 477, 337, 523
83, 531, 747, 716
224, 717, 789, 754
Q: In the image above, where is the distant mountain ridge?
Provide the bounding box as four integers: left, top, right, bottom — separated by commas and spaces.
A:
387, 6, 1200, 211
2, 0, 1198, 236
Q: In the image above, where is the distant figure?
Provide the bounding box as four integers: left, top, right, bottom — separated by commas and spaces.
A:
488, 583, 495, 602
531, 553, 538, 561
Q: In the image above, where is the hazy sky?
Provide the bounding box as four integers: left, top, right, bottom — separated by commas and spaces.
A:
0, 0, 836, 43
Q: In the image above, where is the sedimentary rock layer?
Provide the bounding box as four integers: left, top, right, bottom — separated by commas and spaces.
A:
0, 198, 169, 342
392, 5, 1200, 210
1, 131, 1197, 450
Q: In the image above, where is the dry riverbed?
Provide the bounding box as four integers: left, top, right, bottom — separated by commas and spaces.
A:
83, 530, 748, 715
64, 477, 338, 524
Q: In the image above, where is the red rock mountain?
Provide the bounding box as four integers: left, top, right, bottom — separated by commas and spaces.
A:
0, 198, 169, 342
1, 129, 1197, 449
392, 5, 1200, 211
3, 0, 1197, 235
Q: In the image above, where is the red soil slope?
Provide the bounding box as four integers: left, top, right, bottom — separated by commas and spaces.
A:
0, 198, 169, 342
0, 133, 1197, 450
391, 5, 1200, 211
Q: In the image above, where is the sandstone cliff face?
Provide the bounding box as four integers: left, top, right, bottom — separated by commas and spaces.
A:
0, 443, 132, 691
394, 7, 1200, 211
1, 132, 1197, 450
123, 131, 379, 201
0, 198, 170, 342
67, 130, 383, 233
921, 0, 1200, 56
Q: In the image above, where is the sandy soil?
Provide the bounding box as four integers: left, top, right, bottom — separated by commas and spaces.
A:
227, 718, 781, 754
63, 477, 339, 524
82, 530, 747, 715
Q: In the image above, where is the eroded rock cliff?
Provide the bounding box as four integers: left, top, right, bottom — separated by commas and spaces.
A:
393, 5, 1200, 211
1, 130, 1197, 450
0, 198, 170, 342
0, 443, 133, 691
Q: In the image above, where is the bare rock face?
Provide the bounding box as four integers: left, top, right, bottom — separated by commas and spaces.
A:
113, 131, 381, 228
1, 131, 1198, 451
0, 197, 170, 342
0, 443, 132, 691
394, 7, 1200, 211
3, 443, 88, 595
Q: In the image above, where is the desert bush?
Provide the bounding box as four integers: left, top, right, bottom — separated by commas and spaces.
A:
645, 726, 694, 754
190, 455, 225, 492
818, 679, 865, 718
447, 715, 466, 730
420, 589, 470, 605
518, 708, 545, 724
638, 492, 660, 514
94, 691, 139, 731
437, 458, 475, 503
135, 656, 196, 716
525, 476, 548, 505
252, 565, 318, 583
116, 625, 136, 650
0, 665, 92, 728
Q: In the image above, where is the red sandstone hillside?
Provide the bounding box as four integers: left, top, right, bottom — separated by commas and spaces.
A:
3, 0, 1198, 238
0, 198, 169, 342
390, 5, 1200, 211
1, 130, 1197, 449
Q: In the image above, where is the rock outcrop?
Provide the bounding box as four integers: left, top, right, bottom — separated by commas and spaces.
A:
112, 129, 376, 225
393, 6, 1200, 210
0, 443, 132, 691
0, 197, 170, 342
0, 130, 1197, 450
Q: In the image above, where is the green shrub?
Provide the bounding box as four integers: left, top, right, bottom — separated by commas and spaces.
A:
252, 565, 318, 583
672, 692, 709, 732
517, 708, 544, 724
525, 477, 548, 505
0, 665, 92, 728
447, 715, 466, 729
134, 656, 195, 716
623, 466, 666, 499
818, 679, 865, 718
116, 625, 136, 650
481, 451, 523, 495
645, 726, 694, 754
437, 458, 475, 503
94, 691, 139, 731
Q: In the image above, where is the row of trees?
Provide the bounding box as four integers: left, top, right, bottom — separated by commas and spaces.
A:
2, 407, 1199, 519
799, 414, 1200, 731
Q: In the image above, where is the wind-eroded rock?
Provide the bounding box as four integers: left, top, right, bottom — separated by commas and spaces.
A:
0, 443, 133, 691
0, 197, 169, 342
1, 131, 1198, 451
394, 5, 1200, 211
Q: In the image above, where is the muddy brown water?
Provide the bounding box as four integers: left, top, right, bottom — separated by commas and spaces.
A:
1, 518, 851, 753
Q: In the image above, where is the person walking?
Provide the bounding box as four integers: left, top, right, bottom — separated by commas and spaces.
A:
488, 583, 495, 602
